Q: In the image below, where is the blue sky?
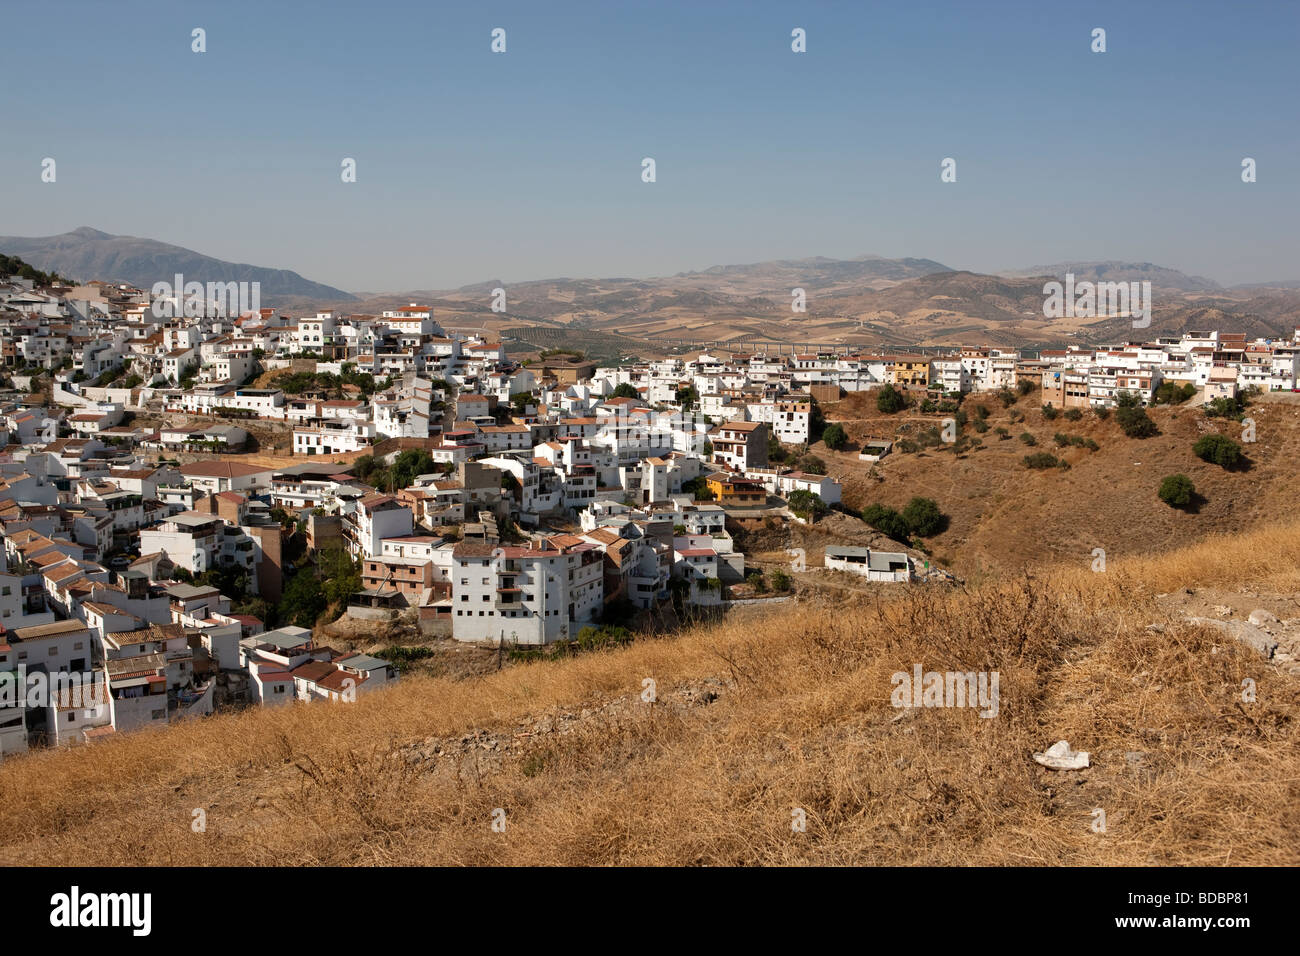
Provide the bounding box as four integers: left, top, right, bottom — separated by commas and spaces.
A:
2, 0, 1296, 291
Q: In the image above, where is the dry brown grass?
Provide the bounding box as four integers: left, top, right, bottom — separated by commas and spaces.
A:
2, 523, 1298, 866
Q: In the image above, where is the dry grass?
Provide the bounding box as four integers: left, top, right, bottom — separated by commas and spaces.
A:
2, 523, 1298, 866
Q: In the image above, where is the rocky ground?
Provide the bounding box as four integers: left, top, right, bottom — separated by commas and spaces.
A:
1154, 586, 1300, 674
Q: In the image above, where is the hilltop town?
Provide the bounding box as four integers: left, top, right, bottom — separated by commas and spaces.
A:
0, 265, 1292, 756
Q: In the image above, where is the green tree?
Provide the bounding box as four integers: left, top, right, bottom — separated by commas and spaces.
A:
318, 548, 361, 608
821, 423, 847, 451
1158, 473, 1195, 509
389, 449, 436, 489
280, 570, 326, 628
1155, 381, 1197, 405
1023, 452, 1061, 469
1116, 404, 1158, 438
1205, 396, 1245, 419
612, 382, 640, 399
796, 453, 826, 474
1193, 433, 1243, 468
876, 384, 907, 414
786, 489, 828, 520
861, 503, 911, 542
901, 497, 947, 537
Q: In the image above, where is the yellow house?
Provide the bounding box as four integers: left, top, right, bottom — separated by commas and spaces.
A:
887, 358, 932, 387
705, 472, 766, 506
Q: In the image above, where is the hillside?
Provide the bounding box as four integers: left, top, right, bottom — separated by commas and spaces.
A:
0, 227, 355, 304
814, 391, 1300, 582
0, 523, 1297, 866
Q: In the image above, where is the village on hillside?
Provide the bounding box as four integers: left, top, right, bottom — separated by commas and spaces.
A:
0, 269, 1291, 755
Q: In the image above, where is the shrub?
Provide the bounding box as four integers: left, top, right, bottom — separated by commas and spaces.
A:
861, 503, 911, 541
876, 384, 907, 413
1054, 432, 1070, 447
1205, 396, 1244, 419
1016, 379, 1035, 396
1063, 408, 1082, 421
901, 497, 947, 537
796, 453, 827, 474
916, 426, 943, 449
1158, 473, 1195, 508
1041, 405, 1059, 421
1116, 405, 1157, 438
995, 426, 1009, 439
1194, 433, 1243, 468
746, 571, 767, 593
1023, 452, 1060, 470
787, 489, 829, 519
821, 423, 847, 450
997, 388, 1017, 407
769, 569, 792, 592
1155, 381, 1197, 405
1094, 406, 1111, 421
973, 418, 989, 433
1020, 432, 1037, 446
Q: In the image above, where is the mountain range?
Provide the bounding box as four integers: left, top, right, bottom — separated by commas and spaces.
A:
4, 228, 1299, 348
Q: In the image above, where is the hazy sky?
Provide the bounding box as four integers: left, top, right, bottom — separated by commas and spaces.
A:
3, 0, 1297, 292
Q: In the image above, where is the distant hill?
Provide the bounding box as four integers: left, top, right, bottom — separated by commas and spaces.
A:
0, 227, 355, 304
1232, 279, 1300, 291
676, 254, 954, 291
1003, 260, 1222, 292
337, 253, 1298, 351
